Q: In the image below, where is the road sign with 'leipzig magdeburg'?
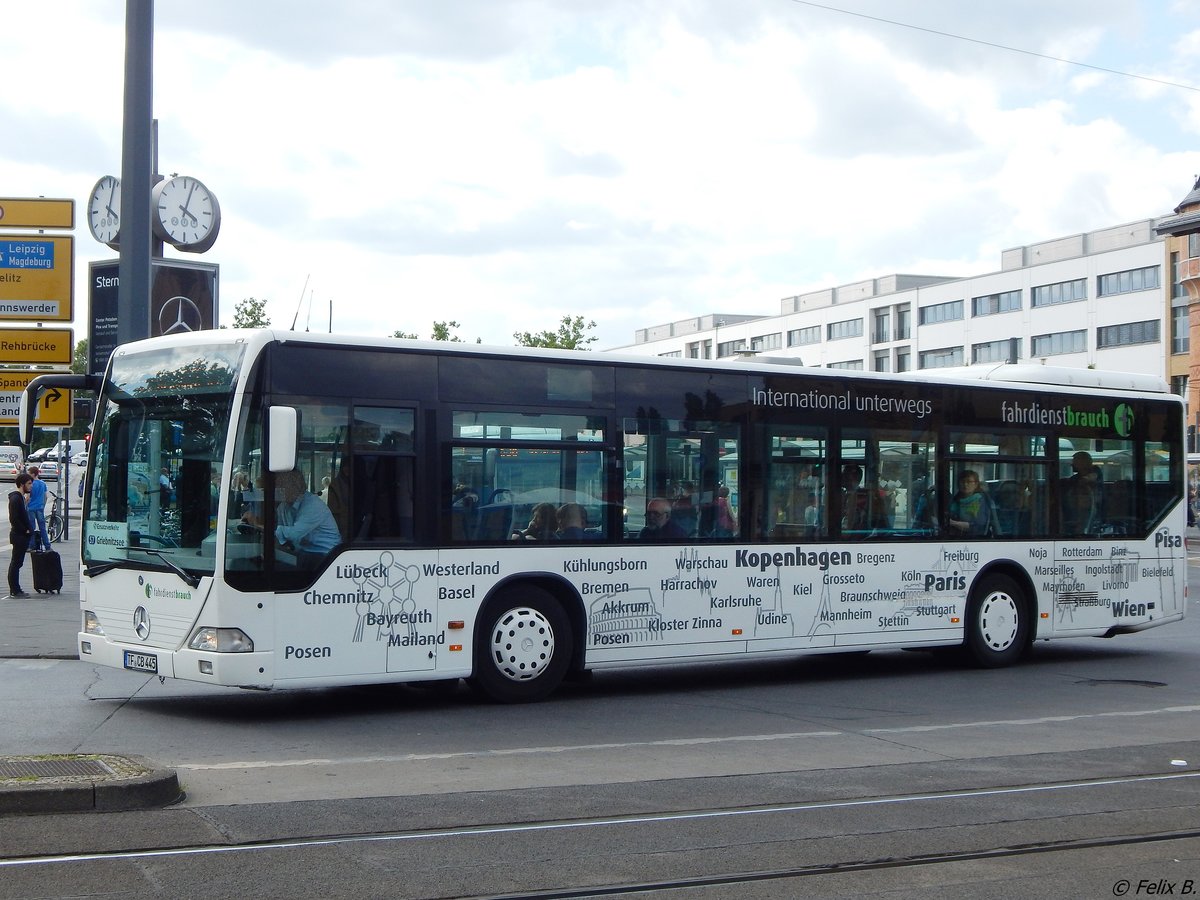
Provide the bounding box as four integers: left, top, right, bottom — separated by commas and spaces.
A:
0, 235, 74, 322
0, 370, 71, 427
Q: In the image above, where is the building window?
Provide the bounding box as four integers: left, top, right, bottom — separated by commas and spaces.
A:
1171, 374, 1188, 398
827, 318, 864, 341
788, 326, 821, 346
918, 346, 963, 368
1173, 304, 1190, 355
1097, 266, 1160, 297
971, 290, 1021, 317
1096, 320, 1160, 349
896, 347, 911, 372
873, 310, 890, 343
659, 350, 682, 358
1031, 330, 1086, 356
895, 305, 911, 340
1031, 278, 1086, 307
1173, 252, 1189, 301
873, 350, 891, 372
1190, 233, 1200, 258
972, 339, 1019, 364
828, 359, 864, 370
716, 339, 746, 358
751, 332, 782, 352
918, 300, 963, 325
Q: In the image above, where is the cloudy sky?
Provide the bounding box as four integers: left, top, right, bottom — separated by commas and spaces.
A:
5, 1, 1200, 350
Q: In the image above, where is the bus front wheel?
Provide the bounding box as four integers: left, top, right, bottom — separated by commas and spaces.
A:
964, 574, 1029, 668
471, 587, 573, 703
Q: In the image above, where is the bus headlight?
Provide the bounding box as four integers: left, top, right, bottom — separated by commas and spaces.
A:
188, 627, 254, 653
84, 610, 105, 635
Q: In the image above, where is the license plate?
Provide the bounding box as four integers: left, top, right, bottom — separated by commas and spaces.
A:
123, 651, 158, 673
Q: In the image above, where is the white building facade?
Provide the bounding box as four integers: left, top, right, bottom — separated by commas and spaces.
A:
617, 219, 1184, 390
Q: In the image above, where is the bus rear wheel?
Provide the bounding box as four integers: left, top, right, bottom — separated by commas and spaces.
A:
471, 587, 572, 703
964, 574, 1029, 668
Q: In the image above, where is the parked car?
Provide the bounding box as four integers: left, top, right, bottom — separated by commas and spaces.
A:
0, 446, 23, 482
26, 447, 58, 482
71, 451, 88, 468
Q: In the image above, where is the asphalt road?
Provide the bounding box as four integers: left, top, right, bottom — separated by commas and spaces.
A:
0, 544, 1198, 897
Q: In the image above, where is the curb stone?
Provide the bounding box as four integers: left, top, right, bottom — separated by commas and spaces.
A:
0, 754, 181, 816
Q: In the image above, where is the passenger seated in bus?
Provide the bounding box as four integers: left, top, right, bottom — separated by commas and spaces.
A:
839, 464, 888, 531
555, 502, 589, 540
804, 491, 820, 536
270, 469, 342, 566
1063, 451, 1102, 534
712, 485, 736, 537
671, 482, 698, 536
947, 470, 996, 537
640, 498, 688, 540
512, 502, 557, 541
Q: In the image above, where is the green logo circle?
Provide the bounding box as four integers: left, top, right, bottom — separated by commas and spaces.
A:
1114, 403, 1134, 437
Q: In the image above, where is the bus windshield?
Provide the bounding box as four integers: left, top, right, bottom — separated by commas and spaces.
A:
82, 342, 246, 576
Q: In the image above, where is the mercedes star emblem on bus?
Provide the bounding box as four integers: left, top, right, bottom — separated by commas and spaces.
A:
158, 295, 203, 334
133, 606, 151, 640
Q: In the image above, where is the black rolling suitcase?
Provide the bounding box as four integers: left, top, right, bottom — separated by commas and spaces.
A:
31, 549, 63, 594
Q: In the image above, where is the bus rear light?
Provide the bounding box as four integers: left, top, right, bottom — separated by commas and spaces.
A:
448, 620, 464, 630
1040, 612, 1050, 619
731, 628, 743, 635
84, 610, 105, 635
188, 627, 254, 653
951, 617, 960, 624
449, 644, 462, 652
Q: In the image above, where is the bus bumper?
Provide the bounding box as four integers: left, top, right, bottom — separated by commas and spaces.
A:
78, 633, 273, 688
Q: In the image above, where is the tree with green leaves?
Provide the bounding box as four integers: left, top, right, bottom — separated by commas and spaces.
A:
514, 315, 598, 350
232, 296, 271, 329
393, 321, 480, 343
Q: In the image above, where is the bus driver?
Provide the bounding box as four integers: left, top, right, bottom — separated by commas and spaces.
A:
254, 470, 341, 567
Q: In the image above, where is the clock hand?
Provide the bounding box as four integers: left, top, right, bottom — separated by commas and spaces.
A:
106, 182, 118, 219
178, 182, 199, 224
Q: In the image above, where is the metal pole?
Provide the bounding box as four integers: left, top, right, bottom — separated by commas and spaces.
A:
117, 0, 154, 351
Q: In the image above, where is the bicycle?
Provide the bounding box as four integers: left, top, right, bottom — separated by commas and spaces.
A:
46, 491, 65, 544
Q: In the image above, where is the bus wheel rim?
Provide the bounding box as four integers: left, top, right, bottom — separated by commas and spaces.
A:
978, 590, 1019, 652
490, 607, 555, 683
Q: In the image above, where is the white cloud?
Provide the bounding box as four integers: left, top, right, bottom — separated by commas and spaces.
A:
2, 1, 1199, 352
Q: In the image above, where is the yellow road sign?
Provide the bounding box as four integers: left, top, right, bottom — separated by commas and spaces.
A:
0, 328, 73, 365
0, 198, 74, 229
0, 371, 72, 427
0, 234, 73, 321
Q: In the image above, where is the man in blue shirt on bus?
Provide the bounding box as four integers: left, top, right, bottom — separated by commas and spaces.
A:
273, 469, 342, 566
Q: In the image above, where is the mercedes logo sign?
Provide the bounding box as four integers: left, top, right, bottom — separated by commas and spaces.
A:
158, 295, 203, 334
133, 606, 151, 641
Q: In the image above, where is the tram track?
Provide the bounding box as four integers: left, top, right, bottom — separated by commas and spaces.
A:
3, 770, 1199, 898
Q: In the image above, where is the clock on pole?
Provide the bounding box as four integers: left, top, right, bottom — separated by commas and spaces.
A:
87, 175, 121, 249
151, 175, 221, 253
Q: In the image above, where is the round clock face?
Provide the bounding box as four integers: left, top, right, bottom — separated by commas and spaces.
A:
87, 175, 121, 245
152, 176, 221, 250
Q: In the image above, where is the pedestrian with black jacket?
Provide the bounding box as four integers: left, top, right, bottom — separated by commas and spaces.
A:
8, 473, 33, 598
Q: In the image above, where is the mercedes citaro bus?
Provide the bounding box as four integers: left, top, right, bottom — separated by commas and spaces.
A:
21, 330, 1186, 702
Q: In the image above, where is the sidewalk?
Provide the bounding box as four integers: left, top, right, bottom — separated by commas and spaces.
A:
0, 503, 81, 660
0, 505, 180, 814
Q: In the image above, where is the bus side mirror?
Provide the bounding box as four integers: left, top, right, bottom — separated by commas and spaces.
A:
268, 406, 298, 473
17, 386, 36, 450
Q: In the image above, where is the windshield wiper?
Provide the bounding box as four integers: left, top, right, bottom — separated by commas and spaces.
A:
121, 545, 202, 588
83, 562, 122, 578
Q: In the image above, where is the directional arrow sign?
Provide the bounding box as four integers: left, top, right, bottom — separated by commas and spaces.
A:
0, 371, 72, 427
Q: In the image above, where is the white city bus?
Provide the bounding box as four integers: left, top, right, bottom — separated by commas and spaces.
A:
38, 330, 1186, 702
